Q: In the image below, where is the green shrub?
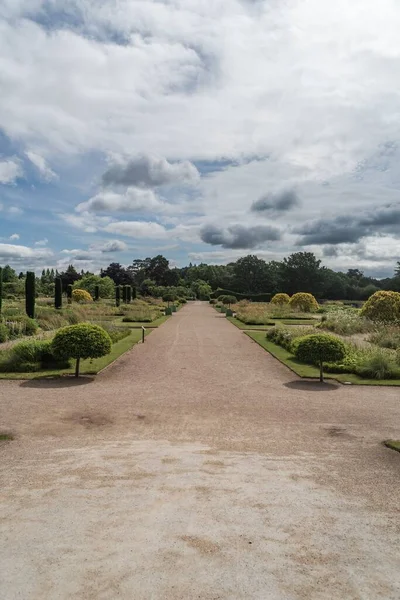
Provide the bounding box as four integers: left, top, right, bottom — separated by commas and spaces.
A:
218, 295, 237, 306
209, 299, 217, 305
289, 292, 319, 313
293, 333, 346, 381
318, 311, 373, 335
5, 316, 38, 338
55, 277, 62, 309
355, 349, 400, 380
52, 323, 112, 377
266, 325, 314, 352
0, 324, 8, 343
0, 339, 70, 372
360, 290, 400, 323
368, 327, 400, 349
271, 293, 290, 306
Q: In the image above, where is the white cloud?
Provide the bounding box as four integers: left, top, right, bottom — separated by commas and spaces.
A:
0, 243, 52, 260
34, 238, 48, 246
0, 158, 23, 184
25, 150, 58, 181
104, 220, 168, 239
8, 206, 23, 215
9, 233, 19, 240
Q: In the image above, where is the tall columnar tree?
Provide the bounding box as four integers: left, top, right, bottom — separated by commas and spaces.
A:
67, 284, 73, 304
55, 277, 63, 309
25, 271, 36, 319
122, 285, 128, 304
126, 285, 132, 303
0, 267, 3, 315
94, 285, 100, 302
132, 285, 137, 301
116, 285, 121, 307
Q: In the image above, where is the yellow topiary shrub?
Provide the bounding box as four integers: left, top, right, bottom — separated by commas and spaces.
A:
72, 288, 93, 303
271, 293, 290, 305
289, 292, 319, 313
360, 290, 400, 323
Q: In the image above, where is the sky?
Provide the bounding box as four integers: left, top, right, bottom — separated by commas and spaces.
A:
1, 0, 400, 278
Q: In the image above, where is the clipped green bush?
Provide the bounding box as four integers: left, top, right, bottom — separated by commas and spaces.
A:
293, 333, 346, 382
115, 285, 121, 307
5, 315, 38, 338
94, 285, 100, 302
360, 290, 400, 323
218, 295, 237, 306
289, 292, 319, 313
55, 277, 63, 310
271, 293, 290, 306
52, 323, 112, 377
25, 271, 36, 318
72, 289, 93, 303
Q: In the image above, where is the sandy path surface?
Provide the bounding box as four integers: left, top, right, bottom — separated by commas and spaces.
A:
0, 302, 399, 599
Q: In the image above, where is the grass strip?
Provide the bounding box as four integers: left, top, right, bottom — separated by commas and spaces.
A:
112, 315, 170, 328
0, 329, 150, 380
245, 331, 400, 387
383, 440, 400, 453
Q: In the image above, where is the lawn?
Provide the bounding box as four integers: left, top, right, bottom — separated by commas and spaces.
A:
226, 316, 316, 329
113, 315, 170, 328
384, 440, 400, 453
0, 328, 151, 380
246, 331, 400, 386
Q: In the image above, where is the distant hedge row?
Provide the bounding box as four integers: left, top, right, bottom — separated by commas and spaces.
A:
210, 289, 271, 302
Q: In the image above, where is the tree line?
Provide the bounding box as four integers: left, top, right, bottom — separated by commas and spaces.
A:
2, 252, 400, 301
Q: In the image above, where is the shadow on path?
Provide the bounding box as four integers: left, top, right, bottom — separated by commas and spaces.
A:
284, 380, 340, 392
20, 376, 95, 389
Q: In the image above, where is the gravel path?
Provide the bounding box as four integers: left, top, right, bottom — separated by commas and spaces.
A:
1, 302, 399, 599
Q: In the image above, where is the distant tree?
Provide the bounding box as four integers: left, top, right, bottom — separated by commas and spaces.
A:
60, 265, 81, 291
145, 255, 170, 285
101, 263, 133, 286
73, 275, 114, 298
281, 252, 323, 296
2, 265, 17, 282
232, 255, 271, 293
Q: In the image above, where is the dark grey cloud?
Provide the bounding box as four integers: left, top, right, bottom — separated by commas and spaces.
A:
251, 189, 300, 213
102, 154, 199, 188
201, 224, 281, 249
296, 205, 400, 246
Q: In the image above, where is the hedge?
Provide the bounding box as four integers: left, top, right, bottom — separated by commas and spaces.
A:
210, 289, 271, 302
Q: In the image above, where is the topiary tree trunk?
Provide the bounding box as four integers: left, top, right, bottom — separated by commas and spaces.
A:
55, 277, 63, 309
0, 267, 3, 316
94, 285, 100, 302
116, 285, 121, 307
132, 285, 137, 301
67, 284, 73, 305
25, 271, 36, 319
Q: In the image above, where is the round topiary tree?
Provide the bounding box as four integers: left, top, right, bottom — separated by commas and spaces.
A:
271, 293, 290, 306
52, 323, 112, 377
289, 292, 319, 313
293, 333, 346, 382
72, 288, 93, 303
360, 290, 400, 323
219, 295, 237, 307
162, 292, 176, 307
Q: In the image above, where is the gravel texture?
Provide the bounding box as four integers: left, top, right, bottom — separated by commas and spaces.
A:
0, 302, 399, 599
